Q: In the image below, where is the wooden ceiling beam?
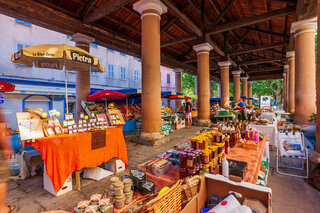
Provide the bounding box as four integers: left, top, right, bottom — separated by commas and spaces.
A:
161, 19, 175, 34
240, 58, 285, 66
208, 6, 296, 35
213, 0, 235, 25
186, 0, 214, 26
266, 0, 297, 3
249, 73, 283, 81
162, 0, 202, 37
242, 26, 290, 38
104, 16, 140, 34
246, 67, 283, 73
229, 29, 250, 50
81, 0, 99, 18
35, 0, 80, 18
83, 0, 133, 23
229, 42, 286, 56
161, 35, 197, 47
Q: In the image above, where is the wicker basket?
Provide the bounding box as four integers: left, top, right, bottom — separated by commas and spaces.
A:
140, 180, 182, 213
181, 175, 202, 204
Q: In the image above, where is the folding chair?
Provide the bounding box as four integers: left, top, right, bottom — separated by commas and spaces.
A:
276, 130, 309, 178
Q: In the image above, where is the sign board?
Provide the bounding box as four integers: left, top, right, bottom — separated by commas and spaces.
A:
260, 96, 271, 107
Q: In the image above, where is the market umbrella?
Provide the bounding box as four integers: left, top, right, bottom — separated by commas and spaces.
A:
162, 95, 191, 100
0, 80, 15, 92
87, 90, 126, 103
11, 44, 105, 114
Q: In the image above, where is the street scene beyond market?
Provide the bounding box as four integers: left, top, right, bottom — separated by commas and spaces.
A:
0, 0, 320, 213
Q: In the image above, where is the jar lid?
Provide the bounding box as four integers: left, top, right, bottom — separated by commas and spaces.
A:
123, 178, 132, 185
187, 153, 195, 157
113, 180, 124, 188
115, 195, 125, 200
110, 176, 120, 183
179, 151, 187, 156
124, 191, 134, 196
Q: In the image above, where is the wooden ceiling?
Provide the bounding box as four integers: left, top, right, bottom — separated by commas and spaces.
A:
0, 0, 316, 81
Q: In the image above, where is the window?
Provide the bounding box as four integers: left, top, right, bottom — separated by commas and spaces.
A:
15, 19, 32, 27
17, 43, 30, 52
167, 74, 171, 84
134, 70, 139, 82
108, 64, 114, 78
120, 66, 126, 80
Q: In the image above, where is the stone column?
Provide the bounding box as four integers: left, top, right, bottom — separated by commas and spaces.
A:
232, 70, 241, 103
218, 61, 232, 109
175, 68, 183, 109
133, 0, 167, 140
286, 66, 290, 112
248, 81, 253, 105
71, 33, 94, 121
283, 65, 289, 111
193, 42, 213, 124
291, 17, 316, 124
287, 51, 295, 113
241, 77, 248, 104
282, 71, 287, 111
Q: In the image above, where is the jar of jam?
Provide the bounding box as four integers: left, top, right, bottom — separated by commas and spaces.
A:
212, 157, 218, 169
216, 143, 223, 155
202, 150, 210, 164
198, 139, 203, 150
187, 153, 195, 170
179, 152, 187, 168
190, 138, 197, 149
179, 168, 188, 179
208, 149, 212, 162
203, 138, 208, 150
224, 137, 230, 154
209, 162, 214, 174
193, 153, 199, 168
216, 133, 222, 142
188, 168, 196, 177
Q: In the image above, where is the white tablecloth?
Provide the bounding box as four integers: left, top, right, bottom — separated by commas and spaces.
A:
247, 124, 278, 146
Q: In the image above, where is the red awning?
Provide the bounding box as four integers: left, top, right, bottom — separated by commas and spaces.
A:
162, 95, 191, 100
0, 80, 15, 92
87, 90, 126, 102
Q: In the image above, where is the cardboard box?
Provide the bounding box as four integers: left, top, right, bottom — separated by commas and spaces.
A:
181, 174, 272, 213
43, 166, 72, 196
104, 159, 125, 174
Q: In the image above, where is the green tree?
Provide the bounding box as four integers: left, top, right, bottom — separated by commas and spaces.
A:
252, 80, 283, 105
182, 72, 195, 96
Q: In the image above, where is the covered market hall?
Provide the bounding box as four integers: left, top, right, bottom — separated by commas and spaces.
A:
0, 0, 320, 212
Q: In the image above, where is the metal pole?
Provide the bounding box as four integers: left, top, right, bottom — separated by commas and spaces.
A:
126, 96, 129, 118
64, 55, 69, 114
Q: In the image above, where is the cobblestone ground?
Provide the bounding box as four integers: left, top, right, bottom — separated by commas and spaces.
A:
6, 126, 320, 213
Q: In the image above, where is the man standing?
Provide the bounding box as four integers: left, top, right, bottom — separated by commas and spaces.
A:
185, 101, 192, 128
0, 110, 14, 213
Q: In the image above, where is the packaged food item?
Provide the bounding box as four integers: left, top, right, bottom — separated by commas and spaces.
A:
115, 195, 125, 209
84, 205, 98, 213
187, 153, 195, 170
107, 191, 115, 203
90, 194, 102, 205
179, 167, 188, 179
123, 178, 133, 193
99, 203, 113, 213
142, 180, 155, 195
130, 170, 146, 190
202, 150, 210, 164
110, 176, 120, 191
124, 190, 134, 204
75, 200, 90, 213
113, 181, 124, 196
179, 152, 187, 168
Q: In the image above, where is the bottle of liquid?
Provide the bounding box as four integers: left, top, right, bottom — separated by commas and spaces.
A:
222, 159, 229, 178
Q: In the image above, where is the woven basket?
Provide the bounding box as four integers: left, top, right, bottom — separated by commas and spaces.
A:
181, 175, 201, 204
140, 180, 182, 213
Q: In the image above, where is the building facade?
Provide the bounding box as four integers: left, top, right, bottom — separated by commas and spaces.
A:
0, 14, 177, 128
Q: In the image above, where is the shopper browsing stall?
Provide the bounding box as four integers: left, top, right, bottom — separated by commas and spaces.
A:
185, 101, 192, 128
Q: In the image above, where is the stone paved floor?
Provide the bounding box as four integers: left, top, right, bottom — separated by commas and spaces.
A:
6, 126, 320, 213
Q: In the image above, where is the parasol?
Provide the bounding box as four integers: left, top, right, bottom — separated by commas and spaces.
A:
162, 95, 191, 100
11, 44, 105, 114
0, 80, 15, 92
87, 90, 126, 102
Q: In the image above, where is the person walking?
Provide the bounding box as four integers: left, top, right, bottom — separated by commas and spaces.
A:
185, 101, 192, 128
0, 110, 14, 213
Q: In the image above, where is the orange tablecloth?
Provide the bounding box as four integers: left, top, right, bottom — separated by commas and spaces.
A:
32, 127, 128, 193
223, 136, 268, 184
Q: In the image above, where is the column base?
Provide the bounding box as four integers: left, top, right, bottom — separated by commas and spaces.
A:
195, 119, 211, 127
130, 131, 170, 146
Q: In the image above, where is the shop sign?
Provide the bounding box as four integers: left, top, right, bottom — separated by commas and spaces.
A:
260, 96, 271, 107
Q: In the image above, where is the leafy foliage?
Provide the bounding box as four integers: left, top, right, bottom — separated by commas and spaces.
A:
182, 72, 195, 96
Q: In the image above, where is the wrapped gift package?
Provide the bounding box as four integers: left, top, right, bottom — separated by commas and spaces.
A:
245, 130, 260, 142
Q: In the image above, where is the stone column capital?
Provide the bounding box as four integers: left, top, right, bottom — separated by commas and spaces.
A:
290, 17, 317, 37
232, 70, 241, 76
286, 51, 295, 59
133, 0, 167, 18
284, 65, 289, 70
247, 81, 252, 84
72, 33, 95, 44
218, 61, 232, 68
193, 43, 213, 55
174, 68, 183, 73
240, 76, 248, 81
